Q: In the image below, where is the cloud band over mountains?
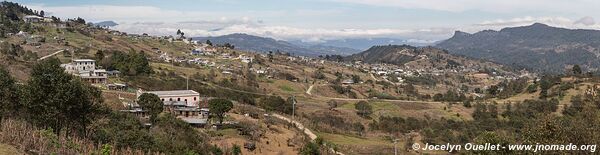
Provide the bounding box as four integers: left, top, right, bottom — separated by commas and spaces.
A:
25, 2, 600, 43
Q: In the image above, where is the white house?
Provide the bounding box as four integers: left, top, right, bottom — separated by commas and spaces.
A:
221, 53, 232, 59
23, 15, 43, 23
256, 69, 267, 74
137, 89, 202, 107
376, 71, 388, 76
342, 79, 355, 85
61, 59, 108, 84
239, 55, 253, 63
135, 89, 210, 127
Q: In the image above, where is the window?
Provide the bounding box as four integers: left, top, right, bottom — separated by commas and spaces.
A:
161, 99, 164, 101
169, 98, 172, 101
177, 98, 180, 101
194, 97, 197, 101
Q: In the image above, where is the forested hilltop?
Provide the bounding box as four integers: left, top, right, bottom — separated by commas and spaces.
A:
437, 23, 600, 73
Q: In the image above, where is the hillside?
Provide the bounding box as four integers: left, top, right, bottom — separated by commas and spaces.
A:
93, 21, 118, 27
345, 45, 509, 72
5, 1, 600, 155
291, 37, 433, 50
436, 23, 600, 73
192, 33, 358, 56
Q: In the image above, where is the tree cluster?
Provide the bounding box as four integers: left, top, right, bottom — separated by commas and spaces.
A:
0, 59, 211, 154
258, 96, 294, 114
433, 90, 467, 102
0, 59, 107, 136
354, 101, 372, 118
100, 50, 153, 76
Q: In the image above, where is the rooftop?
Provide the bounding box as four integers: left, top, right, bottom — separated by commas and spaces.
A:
24, 15, 43, 19
146, 90, 199, 97
73, 59, 96, 62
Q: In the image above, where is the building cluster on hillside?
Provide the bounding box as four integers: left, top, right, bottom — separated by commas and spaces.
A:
191, 43, 218, 55
340, 60, 534, 85
60, 59, 109, 84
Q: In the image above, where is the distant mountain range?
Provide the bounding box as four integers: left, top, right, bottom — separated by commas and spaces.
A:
94, 21, 118, 27
345, 45, 506, 71
192, 34, 438, 57
289, 38, 434, 50
436, 23, 600, 73
192, 34, 360, 56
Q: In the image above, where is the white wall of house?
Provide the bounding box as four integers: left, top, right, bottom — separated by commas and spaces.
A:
74, 60, 96, 71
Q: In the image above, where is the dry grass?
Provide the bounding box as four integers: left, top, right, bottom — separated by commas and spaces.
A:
0, 119, 156, 155
210, 113, 304, 155
0, 143, 23, 155
337, 101, 473, 121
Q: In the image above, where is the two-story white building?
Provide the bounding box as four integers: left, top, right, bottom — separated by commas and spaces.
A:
137, 89, 202, 107
61, 59, 108, 84
136, 89, 210, 121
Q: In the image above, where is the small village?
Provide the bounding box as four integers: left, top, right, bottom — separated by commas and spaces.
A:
3, 2, 600, 155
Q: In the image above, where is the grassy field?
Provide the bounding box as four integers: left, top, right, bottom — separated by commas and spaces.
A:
318, 132, 401, 155
338, 101, 472, 121
279, 85, 295, 92
319, 132, 392, 146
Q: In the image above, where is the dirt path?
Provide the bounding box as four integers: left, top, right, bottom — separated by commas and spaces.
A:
38, 50, 64, 61
272, 114, 345, 155
272, 114, 317, 140
306, 85, 314, 95
370, 73, 378, 81
212, 113, 301, 155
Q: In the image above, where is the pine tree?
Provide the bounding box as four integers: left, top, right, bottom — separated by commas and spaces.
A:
138, 93, 163, 123
573, 65, 582, 75
23, 59, 106, 135
0, 67, 19, 121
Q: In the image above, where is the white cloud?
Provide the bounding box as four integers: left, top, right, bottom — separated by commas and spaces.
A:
24, 3, 600, 43
25, 4, 260, 22
112, 22, 452, 42
474, 16, 572, 27
24, 3, 451, 41
331, 0, 599, 15
575, 16, 596, 26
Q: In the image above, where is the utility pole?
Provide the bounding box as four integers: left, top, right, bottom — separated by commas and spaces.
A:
393, 139, 399, 155
292, 95, 296, 121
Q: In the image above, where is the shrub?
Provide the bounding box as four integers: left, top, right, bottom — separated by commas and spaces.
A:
355, 101, 372, 118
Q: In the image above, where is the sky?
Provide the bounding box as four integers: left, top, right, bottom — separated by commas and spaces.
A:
14, 0, 600, 43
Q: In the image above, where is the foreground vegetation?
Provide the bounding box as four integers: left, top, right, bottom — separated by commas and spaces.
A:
0, 60, 213, 154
